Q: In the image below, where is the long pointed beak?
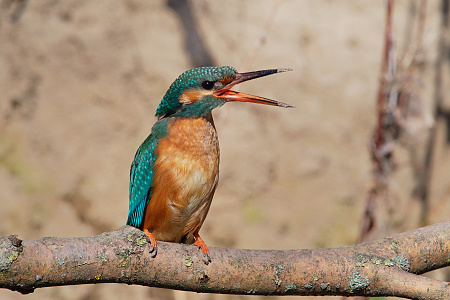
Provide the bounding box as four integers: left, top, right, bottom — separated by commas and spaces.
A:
213, 68, 294, 108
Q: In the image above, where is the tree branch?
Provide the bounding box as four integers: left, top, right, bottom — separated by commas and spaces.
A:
1, 222, 449, 299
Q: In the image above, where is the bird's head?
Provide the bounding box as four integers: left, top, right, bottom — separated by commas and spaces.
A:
155, 66, 292, 119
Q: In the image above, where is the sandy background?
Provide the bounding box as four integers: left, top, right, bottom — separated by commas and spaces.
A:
0, 1, 449, 299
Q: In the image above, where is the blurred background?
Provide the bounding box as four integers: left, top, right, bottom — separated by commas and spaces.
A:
0, 0, 449, 299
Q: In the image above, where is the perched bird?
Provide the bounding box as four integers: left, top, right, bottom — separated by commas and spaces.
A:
127, 66, 292, 259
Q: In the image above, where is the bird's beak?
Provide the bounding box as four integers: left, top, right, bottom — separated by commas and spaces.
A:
213, 68, 294, 108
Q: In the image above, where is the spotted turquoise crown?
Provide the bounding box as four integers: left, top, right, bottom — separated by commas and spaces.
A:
155, 66, 237, 118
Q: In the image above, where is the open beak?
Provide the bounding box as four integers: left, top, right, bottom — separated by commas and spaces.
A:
213, 68, 293, 108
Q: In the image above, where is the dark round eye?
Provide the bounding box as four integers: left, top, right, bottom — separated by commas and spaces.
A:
202, 80, 215, 90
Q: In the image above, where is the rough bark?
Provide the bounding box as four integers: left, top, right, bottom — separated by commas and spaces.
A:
0, 222, 449, 299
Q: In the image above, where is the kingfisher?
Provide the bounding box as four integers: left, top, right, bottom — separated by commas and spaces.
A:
127, 66, 292, 260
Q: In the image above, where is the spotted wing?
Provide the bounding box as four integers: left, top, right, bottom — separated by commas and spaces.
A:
126, 134, 157, 228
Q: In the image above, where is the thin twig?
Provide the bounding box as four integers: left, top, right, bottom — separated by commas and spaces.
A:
417, 0, 450, 225
361, 0, 398, 243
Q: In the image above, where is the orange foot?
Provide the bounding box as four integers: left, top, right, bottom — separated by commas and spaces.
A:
143, 228, 158, 257
193, 232, 211, 263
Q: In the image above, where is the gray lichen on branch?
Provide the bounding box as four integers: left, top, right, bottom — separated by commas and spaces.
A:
0, 222, 449, 299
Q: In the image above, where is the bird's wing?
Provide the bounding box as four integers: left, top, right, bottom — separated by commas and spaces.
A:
126, 136, 156, 228
126, 118, 170, 228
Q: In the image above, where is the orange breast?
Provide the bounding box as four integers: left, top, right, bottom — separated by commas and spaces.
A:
142, 114, 220, 243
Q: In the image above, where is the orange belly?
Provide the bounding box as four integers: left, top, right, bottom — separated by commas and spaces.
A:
142, 114, 219, 243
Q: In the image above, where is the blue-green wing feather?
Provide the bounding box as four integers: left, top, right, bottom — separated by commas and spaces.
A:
126, 118, 170, 228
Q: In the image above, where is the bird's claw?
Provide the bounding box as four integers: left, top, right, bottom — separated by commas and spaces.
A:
143, 229, 158, 258
149, 245, 157, 257
193, 233, 211, 264
202, 252, 212, 265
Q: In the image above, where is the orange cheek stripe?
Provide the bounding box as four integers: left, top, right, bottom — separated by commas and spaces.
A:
179, 89, 211, 105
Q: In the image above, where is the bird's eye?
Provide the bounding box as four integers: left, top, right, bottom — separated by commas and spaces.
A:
202, 81, 215, 90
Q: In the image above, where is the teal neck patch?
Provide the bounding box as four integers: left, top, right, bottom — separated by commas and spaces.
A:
174, 96, 227, 118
